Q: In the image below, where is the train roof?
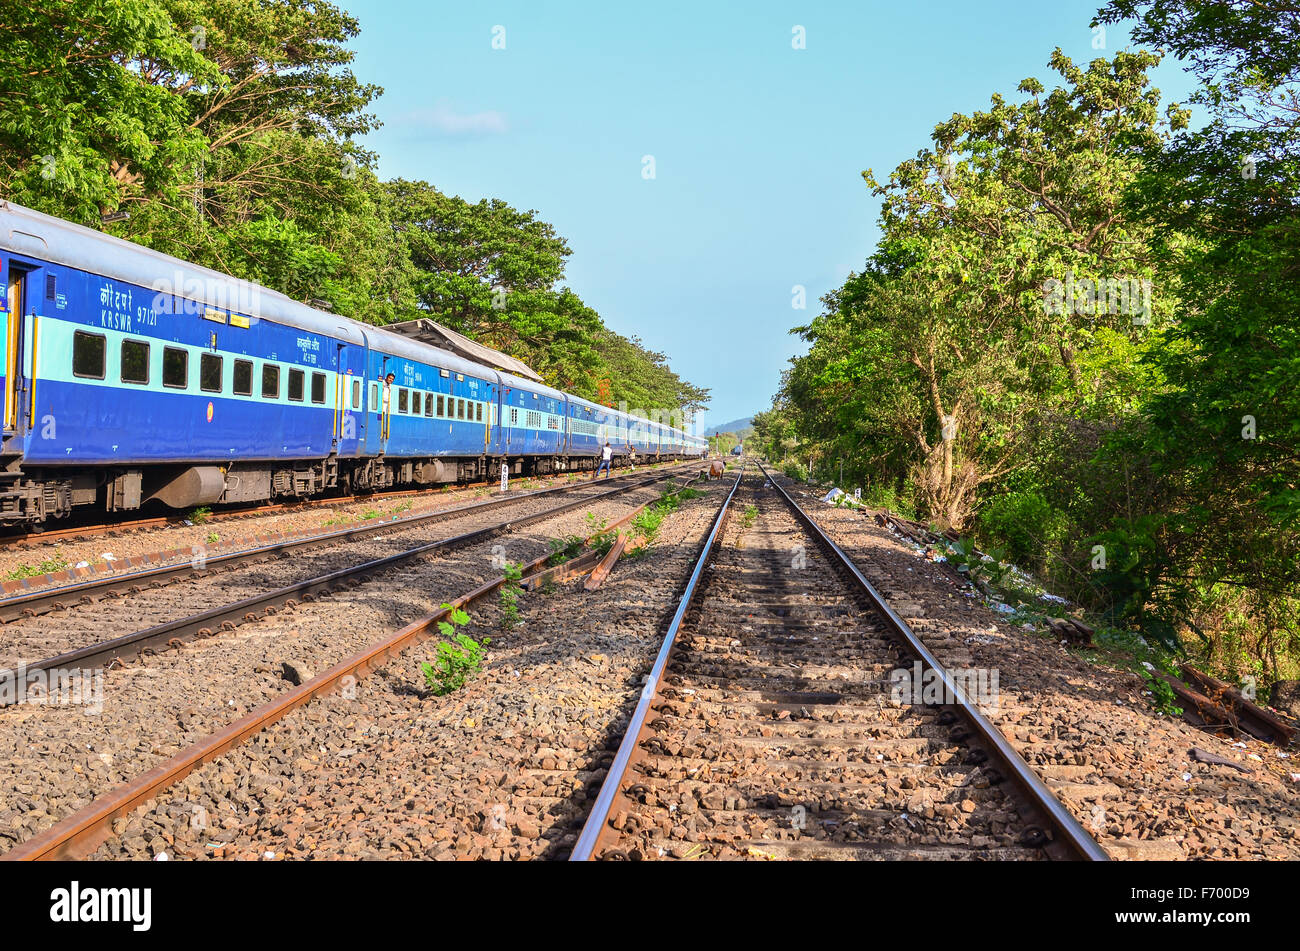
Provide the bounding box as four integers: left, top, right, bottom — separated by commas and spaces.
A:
0, 201, 506, 386
0, 201, 369, 346
496, 370, 567, 402
365, 322, 503, 384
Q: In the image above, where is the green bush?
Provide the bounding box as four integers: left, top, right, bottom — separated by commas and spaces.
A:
977, 490, 1067, 571
420, 604, 488, 696
781, 460, 809, 481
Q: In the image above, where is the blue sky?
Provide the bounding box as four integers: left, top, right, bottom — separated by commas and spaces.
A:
342, 0, 1198, 432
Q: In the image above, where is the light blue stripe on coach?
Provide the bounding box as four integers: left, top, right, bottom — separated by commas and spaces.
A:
32, 315, 340, 407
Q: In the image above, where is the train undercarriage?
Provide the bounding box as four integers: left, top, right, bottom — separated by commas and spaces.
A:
0, 451, 690, 527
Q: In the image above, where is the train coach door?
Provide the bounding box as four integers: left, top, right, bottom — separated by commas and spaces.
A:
3, 264, 30, 436
335, 339, 365, 456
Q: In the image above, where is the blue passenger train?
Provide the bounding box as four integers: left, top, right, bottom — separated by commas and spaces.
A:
0, 202, 706, 525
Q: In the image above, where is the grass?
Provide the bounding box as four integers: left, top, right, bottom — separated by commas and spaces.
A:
499, 562, 524, 630
547, 533, 586, 566
187, 506, 213, 525
4, 552, 70, 581
626, 483, 704, 560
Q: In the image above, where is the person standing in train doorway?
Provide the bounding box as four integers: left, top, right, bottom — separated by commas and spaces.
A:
381, 372, 395, 440
594, 441, 612, 480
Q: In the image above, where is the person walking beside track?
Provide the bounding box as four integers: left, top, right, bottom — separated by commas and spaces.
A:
594, 441, 613, 479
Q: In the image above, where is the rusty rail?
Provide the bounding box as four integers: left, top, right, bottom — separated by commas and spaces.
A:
0, 467, 692, 704
0, 460, 689, 549
2, 489, 675, 861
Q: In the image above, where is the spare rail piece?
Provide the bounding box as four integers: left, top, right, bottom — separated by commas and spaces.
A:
1178, 664, 1295, 745
584, 534, 629, 591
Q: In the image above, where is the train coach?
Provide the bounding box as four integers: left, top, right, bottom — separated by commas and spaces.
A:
0, 201, 706, 526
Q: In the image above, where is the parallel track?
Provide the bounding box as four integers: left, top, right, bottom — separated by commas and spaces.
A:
0, 465, 695, 701
1, 487, 678, 861
0, 463, 693, 625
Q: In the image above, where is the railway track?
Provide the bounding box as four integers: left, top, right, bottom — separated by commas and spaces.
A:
571, 463, 1107, 861
0, 464, 696, 699
0, 460, 685, 551
2, 459, 1108, 862
1, 473, 695, 860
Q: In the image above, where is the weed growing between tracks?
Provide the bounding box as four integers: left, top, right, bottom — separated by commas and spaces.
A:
4, 551, 70, 581
420, 603, 489, 696
547, 533, 585, 565
500, 563, 524, 630
627, 482, 705, 559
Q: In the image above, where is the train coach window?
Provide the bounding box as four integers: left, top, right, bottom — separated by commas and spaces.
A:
311, 372, 327, 405
352, 379, 362, 409
163, 347, 188, 389
398, 389, 409, 414
458, 399, 466, 420
120, 339, 149, 385
234, 359, 253, 396
288, 368, 305, 402
370, 382, 379, 413
476, 403, 483, 422
262, 364, 280, 400
72, 331, 106, 380
424, 394, 433, 417
200, 353, 222, 393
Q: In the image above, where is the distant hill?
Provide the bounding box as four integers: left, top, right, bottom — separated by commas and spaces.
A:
703, 416, 754, 437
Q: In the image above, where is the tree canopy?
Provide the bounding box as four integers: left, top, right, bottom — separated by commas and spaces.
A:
0, 0, 707, 419
760, 6, 1300, 684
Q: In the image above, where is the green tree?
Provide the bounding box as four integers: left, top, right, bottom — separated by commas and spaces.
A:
1091, 0, 1300, 667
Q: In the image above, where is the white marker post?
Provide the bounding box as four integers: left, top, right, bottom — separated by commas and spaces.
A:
500, 461, 509, 493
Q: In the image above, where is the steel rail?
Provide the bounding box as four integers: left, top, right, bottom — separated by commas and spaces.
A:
0, 462, 696, 624
758, 462, 1109, 861
0, 467, 691, 702
2, 490, 677, 861
569, 464, 745, 860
